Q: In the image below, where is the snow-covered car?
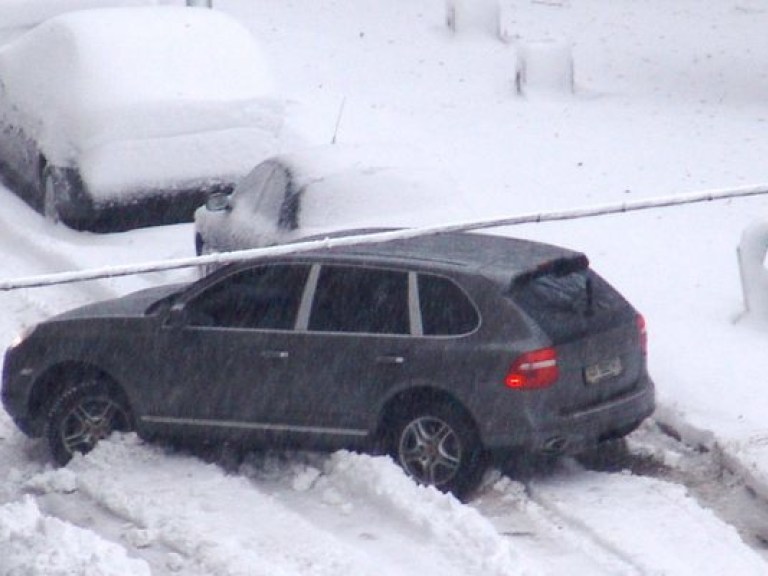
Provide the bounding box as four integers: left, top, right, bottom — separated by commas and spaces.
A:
0, 0, 181, 44
0, 6, 282, 231
194, 147, 470, 258
1, 231, 655, 497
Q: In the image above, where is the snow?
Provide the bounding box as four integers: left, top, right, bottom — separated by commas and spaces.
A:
0, 0, 179, 31
3, 0, 768, 574
0, 6, 282, 199
196, 144, 472, 250
0, 496, 151, 576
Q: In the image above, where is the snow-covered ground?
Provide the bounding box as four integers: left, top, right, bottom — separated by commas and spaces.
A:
3, 0, 768, 573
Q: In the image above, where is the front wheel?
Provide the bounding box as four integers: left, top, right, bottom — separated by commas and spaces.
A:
392, 402, 485, 498
45, 381, 134, 466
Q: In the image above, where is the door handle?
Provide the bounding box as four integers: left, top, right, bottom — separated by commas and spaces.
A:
261, 350, 289, 359
376, 355, 405, 365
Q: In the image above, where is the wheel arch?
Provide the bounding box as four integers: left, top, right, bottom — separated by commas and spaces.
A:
374, 385, 480, 448
28, 361, 133, 433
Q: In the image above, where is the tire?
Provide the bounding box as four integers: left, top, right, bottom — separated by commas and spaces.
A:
45, 380, 133, 466
392, 401, 485, 499
42, 167, 61, 224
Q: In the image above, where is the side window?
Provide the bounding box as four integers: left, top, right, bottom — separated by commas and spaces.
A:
309, 266, 409, 335
418, 274, 479, 336
186, 264, 309, 330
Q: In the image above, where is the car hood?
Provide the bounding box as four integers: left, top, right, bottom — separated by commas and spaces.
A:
51, 283, 188, 322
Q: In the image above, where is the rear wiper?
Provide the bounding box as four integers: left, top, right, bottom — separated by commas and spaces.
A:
585, 275, 594, 316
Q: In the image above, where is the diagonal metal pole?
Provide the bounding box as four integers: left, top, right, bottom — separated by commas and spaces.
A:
1, 183, 768, 291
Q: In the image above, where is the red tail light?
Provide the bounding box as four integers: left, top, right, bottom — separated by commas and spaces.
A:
637, 314, 648, 355
505, 347, 559, 389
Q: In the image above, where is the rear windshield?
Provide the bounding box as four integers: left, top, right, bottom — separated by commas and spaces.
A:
509, 258, 629, 341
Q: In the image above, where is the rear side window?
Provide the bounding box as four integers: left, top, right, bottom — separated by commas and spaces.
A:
309, 266, 409, 334
418, 274, 479, 336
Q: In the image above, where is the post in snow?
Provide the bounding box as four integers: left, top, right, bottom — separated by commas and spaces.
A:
737, 219, 768, 323
514, 39, 574, 97
445, 0, 500, 38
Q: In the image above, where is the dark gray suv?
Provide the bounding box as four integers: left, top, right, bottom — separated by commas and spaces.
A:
2, 232, 654, 496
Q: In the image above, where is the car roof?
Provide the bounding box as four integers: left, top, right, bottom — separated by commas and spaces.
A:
0, 7, 272, 107
281, 231, 585, 282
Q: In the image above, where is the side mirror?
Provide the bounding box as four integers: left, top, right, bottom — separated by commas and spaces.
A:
165, 302, 188, 329
206, 192, 232, 212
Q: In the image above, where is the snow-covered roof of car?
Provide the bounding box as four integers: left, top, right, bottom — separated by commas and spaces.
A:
0, 0, 177, 30
234, 146, 473, 242
0, 6, 281, 183
0, 6, 274, 112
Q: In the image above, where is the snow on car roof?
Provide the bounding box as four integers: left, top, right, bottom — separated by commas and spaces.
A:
0, 6, 280, 170
1, 6, 274, 108
0, 0, 175, 30
276, 146, 472, 233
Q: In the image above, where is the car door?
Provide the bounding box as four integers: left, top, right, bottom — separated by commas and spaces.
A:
283, 264, 414, 432
146, 263, 312, 441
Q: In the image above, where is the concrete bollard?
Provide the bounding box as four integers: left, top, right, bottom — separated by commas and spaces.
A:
445, 0, 500, 37
515, 39, 574, 96
737, 219, 768, 320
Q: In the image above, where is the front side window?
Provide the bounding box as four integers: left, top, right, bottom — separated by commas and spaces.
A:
309, 266, 409, 334
185, 264, 309, 330
418, 274, 479, 336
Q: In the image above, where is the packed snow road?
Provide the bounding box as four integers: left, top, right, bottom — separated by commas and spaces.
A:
0, 187, 766, 575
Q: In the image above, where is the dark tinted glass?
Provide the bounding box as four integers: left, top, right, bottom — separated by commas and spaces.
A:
418, 275, 479, 336
309, 266, 409, 334
186, 264, 309, 330
511, 268, 630, 342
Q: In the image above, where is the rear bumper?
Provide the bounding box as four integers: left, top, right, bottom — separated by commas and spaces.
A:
484, 372, 656, 455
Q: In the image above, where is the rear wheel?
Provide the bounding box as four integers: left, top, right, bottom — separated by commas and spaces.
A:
392, 401, 485, 498
45, 381, 133, 466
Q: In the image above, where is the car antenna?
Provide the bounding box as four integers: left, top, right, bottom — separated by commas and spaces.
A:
331, 97, 346, 144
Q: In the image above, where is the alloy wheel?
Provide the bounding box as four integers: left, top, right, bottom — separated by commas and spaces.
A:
398, 415, 462, 487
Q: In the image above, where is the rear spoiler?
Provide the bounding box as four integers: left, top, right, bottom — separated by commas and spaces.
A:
511, 254, 589, 288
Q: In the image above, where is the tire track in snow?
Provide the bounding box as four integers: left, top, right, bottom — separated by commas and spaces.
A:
520, 436, 768, 575
472, 475, 643, 576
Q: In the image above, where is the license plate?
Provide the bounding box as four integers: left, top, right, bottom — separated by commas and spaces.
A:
585, 357, 623, 385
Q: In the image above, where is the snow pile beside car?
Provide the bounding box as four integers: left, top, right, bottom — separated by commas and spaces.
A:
0, 495, 151, 576
18, 437, 531, 576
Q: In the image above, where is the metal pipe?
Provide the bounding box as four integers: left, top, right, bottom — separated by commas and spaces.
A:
2, 182, 768, 291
